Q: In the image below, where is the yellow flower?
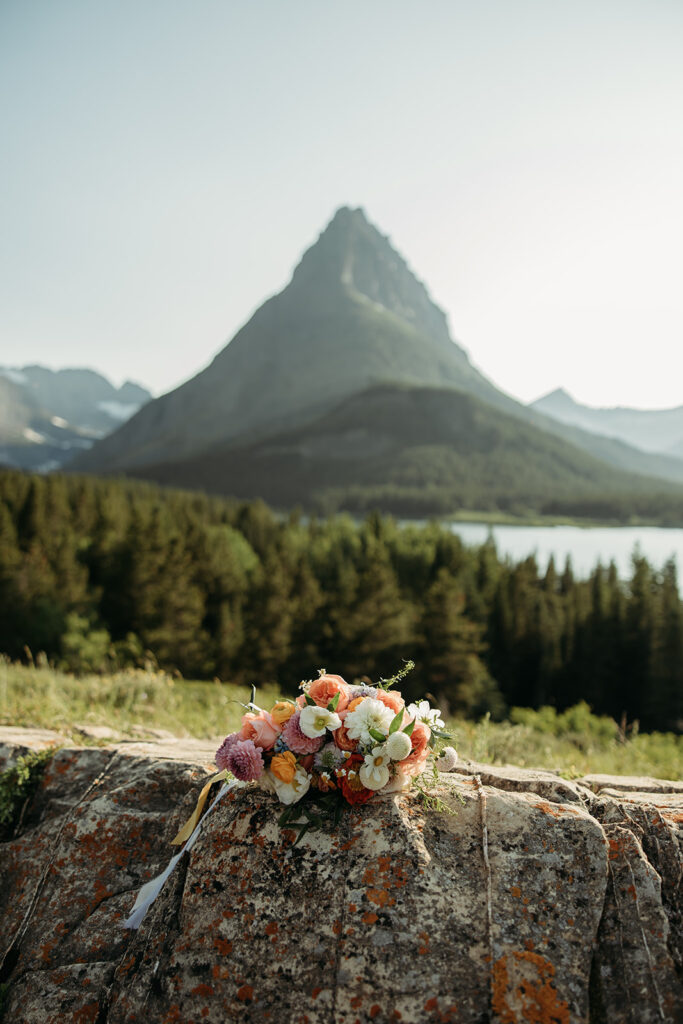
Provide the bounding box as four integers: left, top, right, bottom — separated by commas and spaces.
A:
347, 696, 367, 712
270, 701, 297, 726
270, 751, 297, 783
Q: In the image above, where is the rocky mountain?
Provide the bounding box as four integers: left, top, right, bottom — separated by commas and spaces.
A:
532, 387, 683, 459
0, 365, 150, 472
71, 206, 683, 508
70, 207, 523, 473
128, 382, 683, 516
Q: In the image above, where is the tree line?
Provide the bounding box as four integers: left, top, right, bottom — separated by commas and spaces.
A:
0, 469, 681, 732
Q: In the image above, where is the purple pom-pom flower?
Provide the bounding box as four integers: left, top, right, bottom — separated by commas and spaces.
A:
226, 739, 264, 781
215, 732, 241, 770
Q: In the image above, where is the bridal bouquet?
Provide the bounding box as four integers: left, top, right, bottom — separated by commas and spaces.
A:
204, 667, 456, 839
124, 665, 457, 928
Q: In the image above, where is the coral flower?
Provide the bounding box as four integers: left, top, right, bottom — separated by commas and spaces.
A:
332, 711, 359, 752
240, 711, 280, 751
374, 690, 405, 715
338, 754, 374, 805
401, 720, 431, 775
307, 673, 351, 712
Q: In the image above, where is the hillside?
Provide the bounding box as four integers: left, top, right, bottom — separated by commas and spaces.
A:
533, 387, 683, 459
127, 383, 683, 517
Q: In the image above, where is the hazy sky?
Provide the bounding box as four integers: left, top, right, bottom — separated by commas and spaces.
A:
2, 0, 682, 408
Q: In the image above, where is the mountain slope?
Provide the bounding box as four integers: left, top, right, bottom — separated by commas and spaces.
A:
126, 384, 683, 517
532, 388, 683, 459
0, 366, 151, 471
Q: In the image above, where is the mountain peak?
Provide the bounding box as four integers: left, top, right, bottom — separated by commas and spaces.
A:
289, 206, 452, 347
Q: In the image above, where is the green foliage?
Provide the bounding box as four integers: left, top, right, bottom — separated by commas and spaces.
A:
0, 469, 682, 734
0, 747, 55, 838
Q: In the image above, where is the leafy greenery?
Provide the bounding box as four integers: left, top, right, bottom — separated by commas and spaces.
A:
0, 747, 55, 838
0, 469, 682, 734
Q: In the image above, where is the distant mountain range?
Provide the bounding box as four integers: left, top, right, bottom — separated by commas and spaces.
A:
60, 207, 683, 516
0, 366, 150, 472
532, 388, 683, 459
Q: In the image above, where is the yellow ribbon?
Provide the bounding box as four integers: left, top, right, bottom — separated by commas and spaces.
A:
170, 769, 228, 846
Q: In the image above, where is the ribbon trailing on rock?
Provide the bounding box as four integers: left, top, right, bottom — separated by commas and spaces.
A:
123, 775, 243, 930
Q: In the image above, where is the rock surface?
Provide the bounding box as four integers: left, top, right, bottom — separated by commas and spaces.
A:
0, 728, 681, 1024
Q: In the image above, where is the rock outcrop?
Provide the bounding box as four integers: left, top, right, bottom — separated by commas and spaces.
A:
0, 729, 681, 1023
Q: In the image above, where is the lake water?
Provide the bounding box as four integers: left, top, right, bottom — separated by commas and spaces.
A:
446, 523, 683, 580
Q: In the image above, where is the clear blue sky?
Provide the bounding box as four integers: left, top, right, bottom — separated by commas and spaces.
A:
2, 0, 682, 408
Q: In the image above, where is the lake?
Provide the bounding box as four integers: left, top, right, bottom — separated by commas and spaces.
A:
446, 523, 683, 579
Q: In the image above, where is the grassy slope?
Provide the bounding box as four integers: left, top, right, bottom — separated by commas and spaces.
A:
2, 663, 680, 781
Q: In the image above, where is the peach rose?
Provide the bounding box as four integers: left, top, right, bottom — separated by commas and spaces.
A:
270, 700, 297, 726
332, 710, 359, 752
375, 690, 405, 715
299, 754, 315, 772
307, 674, 351, 712
401, 720, 431, 773
240, 711, 279, 751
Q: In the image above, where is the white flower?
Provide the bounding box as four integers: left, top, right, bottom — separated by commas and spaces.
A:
359, 745, 391, 790
270, 765, 311, 805
344, 698, 394, 747
385, 730, 412, 761
381, 767, 412, 793
435, 745, 458, 772
406, 699, 445, 731
299, 705, 342, 738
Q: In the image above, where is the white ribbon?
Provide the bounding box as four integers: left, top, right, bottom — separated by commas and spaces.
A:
123, 778, 243, 930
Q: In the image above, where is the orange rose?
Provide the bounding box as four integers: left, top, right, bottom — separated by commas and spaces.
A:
307, 674, 351, 712
270, 751, 297, 783
240, 711, 279, 751
270, 701, 297, 726
402, 720, 431, 773
332, 710, 359, 752
375, 690, 405, 715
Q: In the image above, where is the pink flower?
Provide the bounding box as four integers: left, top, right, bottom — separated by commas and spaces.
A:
240, 711, 280, 750
215, 732, 241, 770
282, 710, 324, 754
227, 739, 264, 781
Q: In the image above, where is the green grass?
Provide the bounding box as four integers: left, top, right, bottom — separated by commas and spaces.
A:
1, 662, 680, 781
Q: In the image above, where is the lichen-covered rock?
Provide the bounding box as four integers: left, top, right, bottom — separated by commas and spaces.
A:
0, 728, 681, 1023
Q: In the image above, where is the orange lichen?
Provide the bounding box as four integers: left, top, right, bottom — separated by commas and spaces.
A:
366, 888, 395, 907
191, 984, 214, 998
370, 1006, 381, 1018
214, 937, 233, 955
236, 984, 254, 1002
311, 987, 322, 1000
492, 952, 570, 1024
511, 886, 522, 899
362, 912, 378, 925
